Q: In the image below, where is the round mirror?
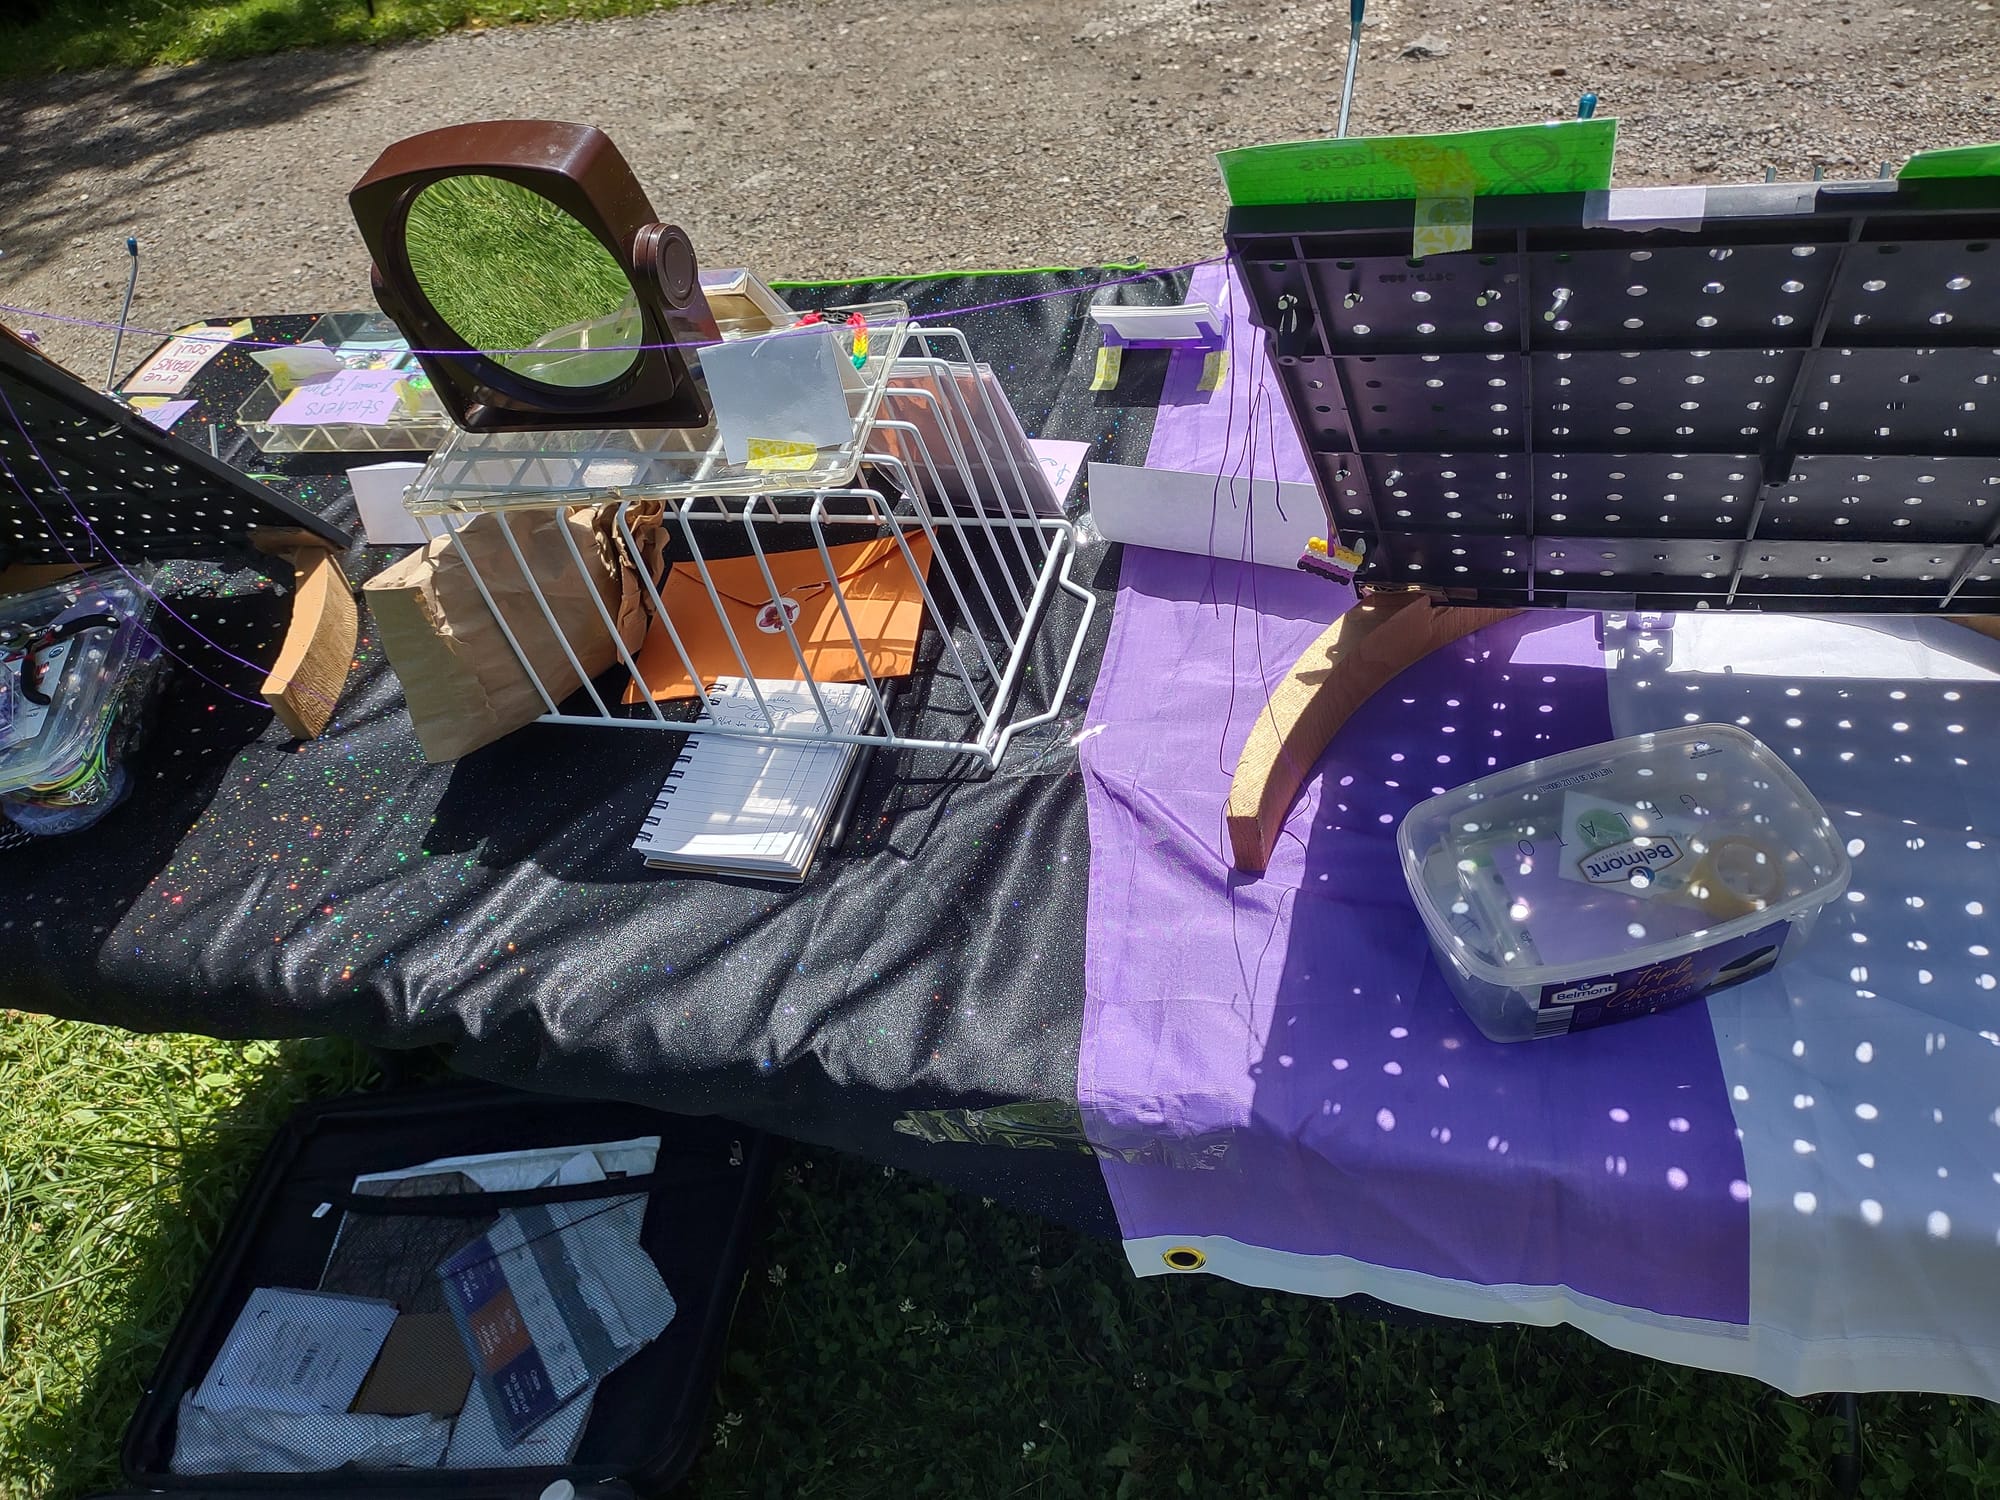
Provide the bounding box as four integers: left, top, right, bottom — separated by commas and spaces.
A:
404, 173, 640, 389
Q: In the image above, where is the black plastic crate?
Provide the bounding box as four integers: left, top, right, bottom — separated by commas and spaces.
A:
1226, 174, 2000, 612
109, 1083, 770, 1498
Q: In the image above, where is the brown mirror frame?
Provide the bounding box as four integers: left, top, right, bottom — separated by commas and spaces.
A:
349, 121, 719, 433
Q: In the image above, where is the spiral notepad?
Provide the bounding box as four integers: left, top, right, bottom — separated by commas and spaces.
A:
633, 677, 874, 881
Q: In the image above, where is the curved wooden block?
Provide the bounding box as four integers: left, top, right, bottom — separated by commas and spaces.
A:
258, 547, 357, 740
1226, 592, 1520, 873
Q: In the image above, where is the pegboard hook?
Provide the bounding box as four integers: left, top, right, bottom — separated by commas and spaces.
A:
1336, 0, 1367, 138
105, 238, 138, 395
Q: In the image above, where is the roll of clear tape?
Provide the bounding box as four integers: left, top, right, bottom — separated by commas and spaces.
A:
1685, 834, 1786, 921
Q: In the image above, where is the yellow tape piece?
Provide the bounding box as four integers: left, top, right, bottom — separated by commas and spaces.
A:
746, 437, 819, 471
1413, 195, 1476, 256
1197, 350, 1230, 392
1090, 346, 1123, 392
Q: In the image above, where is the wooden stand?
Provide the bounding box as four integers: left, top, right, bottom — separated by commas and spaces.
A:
1226, 597, 2000, 874
1225, 592, 1519, 873
252, 529, 356, 740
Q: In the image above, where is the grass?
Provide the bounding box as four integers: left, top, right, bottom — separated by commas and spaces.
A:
0, 1016, 377, 1497
0, 0, 687, 80
402, 171, 643, 384
4, 1016, 1998, 1498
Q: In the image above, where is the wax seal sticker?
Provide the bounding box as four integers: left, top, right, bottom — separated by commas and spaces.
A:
755, 598, 801, 634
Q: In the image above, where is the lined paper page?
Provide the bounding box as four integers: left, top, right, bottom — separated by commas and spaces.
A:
634, 679, 874, 877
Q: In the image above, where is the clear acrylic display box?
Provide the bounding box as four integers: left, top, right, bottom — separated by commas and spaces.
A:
404, 302, 912, 515
236, 311, 454, 455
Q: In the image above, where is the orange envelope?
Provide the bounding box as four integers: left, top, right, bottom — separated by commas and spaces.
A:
625, 530, 936, 703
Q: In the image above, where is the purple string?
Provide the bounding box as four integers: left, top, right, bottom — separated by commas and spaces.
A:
0, 384, 333, 715
0, 257, 1227, 361
0, 255, 1228, 726
0, 442, 275, 712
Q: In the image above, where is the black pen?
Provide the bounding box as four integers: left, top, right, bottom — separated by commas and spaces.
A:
824, 682, 896, 853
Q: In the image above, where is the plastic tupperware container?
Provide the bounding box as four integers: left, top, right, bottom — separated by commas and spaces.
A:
0, 571, 163, 830
1399, 724, 1849, 1042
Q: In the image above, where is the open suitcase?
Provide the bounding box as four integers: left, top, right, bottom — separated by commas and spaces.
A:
99, 1082, 771, 1498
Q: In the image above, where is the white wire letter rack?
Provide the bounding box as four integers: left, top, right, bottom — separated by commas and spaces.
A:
401, 306, 1094, 769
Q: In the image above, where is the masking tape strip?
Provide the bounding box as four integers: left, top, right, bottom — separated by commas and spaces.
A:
1196, 350, 1229, 392
1687, 834, 1786, 921
1413, 194, 1476, 257
1582, 186, 1708, 232
1090, 345, 1123, 392
746, 437, 819, 471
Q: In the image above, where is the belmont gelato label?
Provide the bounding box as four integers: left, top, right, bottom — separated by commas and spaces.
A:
1559, 791, 1695, 896
1577, 834, 1688, 885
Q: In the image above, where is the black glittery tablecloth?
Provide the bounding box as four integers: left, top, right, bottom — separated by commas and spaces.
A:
2, 271, 1190, 1231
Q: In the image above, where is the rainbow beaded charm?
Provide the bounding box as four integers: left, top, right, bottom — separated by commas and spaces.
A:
1297, 535, 1363, 584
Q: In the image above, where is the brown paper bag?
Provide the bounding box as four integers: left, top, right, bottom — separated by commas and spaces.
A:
366, 506, 644, 762
594, 498, 668, 652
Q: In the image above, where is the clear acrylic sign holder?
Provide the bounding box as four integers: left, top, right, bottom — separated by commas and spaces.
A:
401, 303, 1094, 769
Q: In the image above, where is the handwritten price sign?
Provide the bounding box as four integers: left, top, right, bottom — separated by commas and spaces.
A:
122, 321, 247, 396
268, 369, 407, 427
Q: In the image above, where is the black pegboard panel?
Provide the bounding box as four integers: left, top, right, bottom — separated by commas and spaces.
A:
1796, 345, 2000, 454
1303, 246, 1522, 352
1537, 453, 1758, 536
1536, 534, 1748, 594
0, 327, 349, 568
1227, 175, 2000, 614
1342, 352, 1525, 451
1527, 239, 1843, 349
1822, 236, 1999, 344
1342, 452, 1529, 534
1760, 455, 2000, 540
1534, 349, 1800, 450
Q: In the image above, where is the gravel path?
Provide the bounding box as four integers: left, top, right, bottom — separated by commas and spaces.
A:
3, 0, 1996, 370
